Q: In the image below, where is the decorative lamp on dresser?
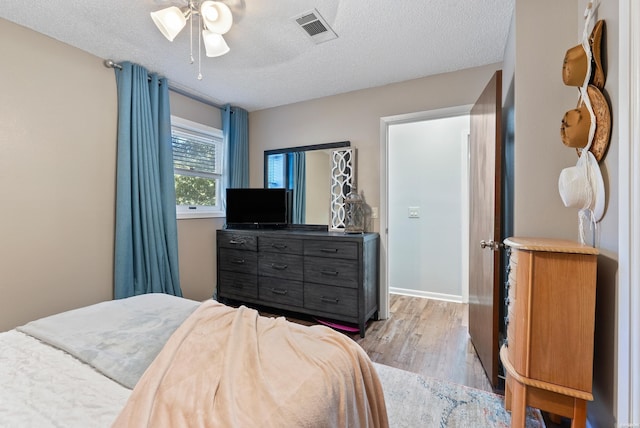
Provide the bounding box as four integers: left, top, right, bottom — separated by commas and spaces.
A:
500, 237, 598, 428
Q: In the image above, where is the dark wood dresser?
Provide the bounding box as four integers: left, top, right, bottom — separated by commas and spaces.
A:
500, 237, 598, 428
216, 228, 379, 337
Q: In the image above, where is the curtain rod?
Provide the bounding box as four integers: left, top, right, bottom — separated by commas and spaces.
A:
103, 59, 225, 111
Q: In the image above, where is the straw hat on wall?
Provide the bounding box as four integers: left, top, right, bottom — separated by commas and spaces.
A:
560, 85, 611, 162
562, 20, 605, 89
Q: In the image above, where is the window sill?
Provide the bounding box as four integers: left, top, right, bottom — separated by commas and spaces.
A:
176, 211, 225, 220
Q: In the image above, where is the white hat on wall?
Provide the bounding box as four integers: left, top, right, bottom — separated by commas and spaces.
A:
558, 149, 605, 244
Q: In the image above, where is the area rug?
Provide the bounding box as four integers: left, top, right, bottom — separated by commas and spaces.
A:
374, 363, 545, 427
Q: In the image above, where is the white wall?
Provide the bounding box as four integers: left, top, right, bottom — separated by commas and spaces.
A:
388, 116, 469, 300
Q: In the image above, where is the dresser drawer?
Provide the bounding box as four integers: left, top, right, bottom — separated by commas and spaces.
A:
258, 277, 303, 306
506, 253, 517, 358
259, 237, 303, 255
508, 252, 518, 300
258, 253, 304, 281
219, 270, 258, 300
218, 232, 258, 251
219, 248, 258, 275
506, 303, 516, 361
304, 240, 358, 260
508, 268, 517, 303
216, 229, 379, 338
304, 256, 358, 288
304, 284, 357, 317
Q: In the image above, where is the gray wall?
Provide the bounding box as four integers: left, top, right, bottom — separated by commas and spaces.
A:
169, 91, 225, 303
511, 0, 620, 425
512, 0, 582, 238
1, 5, 626, 424
0, 18, 222, 331
304, 150, 331, 225
249, 64, 501, 227
0, 18, 117, 332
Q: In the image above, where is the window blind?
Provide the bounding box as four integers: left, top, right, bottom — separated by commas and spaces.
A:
172, 129, 218, 176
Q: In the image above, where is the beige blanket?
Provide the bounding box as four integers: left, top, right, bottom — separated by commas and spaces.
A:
113, 300, 388, 427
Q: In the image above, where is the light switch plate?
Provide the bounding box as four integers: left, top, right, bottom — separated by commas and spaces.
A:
408, 207, 420, 218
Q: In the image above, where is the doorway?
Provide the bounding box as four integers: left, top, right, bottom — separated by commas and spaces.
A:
379, 105, 472, 318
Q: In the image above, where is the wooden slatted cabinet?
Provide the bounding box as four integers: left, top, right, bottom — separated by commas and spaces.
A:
500, 237, 598, 428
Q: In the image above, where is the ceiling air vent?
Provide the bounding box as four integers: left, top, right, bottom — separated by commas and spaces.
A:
292, 9, 338, 44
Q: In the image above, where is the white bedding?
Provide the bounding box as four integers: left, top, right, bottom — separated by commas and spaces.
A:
0, 294, 388, 427
0, 293, 197, 427
0, 330, 129, 427
17, 293, 199, 389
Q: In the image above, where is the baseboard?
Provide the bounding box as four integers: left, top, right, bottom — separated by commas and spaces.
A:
390, 287, 463, 303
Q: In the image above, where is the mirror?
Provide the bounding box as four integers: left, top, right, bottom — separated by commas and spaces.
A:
264, 141, 352, 226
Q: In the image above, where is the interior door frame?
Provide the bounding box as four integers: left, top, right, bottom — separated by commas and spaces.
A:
378, 105, 473, 319
618, 0, 639, 422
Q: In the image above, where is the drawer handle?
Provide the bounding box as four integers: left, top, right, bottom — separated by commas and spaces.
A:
270, 263, 288, 270
321, 270, 339, 276
232, 258, 246, 265
229, 239, 246, 245
271, 244, 287, 249
320, 296, 340, 304
320, 248, 339, 253
270, 288, 288, 295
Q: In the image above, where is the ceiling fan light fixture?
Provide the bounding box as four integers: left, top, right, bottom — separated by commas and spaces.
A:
150, 6, 188, 41
200, 1, 233, 34
150, 1, 232, 79
202, 30, 230, 57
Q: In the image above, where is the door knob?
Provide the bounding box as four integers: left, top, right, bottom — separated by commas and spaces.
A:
480, 239, 503, 251
480, 239, 493, 249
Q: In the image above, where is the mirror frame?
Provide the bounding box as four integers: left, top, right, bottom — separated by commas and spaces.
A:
329, 147, 356, 230
264, 141, 351, 228
263, 141, 351, 184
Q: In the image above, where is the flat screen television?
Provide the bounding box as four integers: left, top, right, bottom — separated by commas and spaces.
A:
225, 188, 289, 227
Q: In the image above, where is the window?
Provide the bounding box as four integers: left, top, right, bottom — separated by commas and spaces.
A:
266, 153, 286, 188
171, 116, 224, 219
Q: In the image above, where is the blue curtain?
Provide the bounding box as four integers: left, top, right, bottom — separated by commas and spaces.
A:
223, 104, 249, 188
290, 152, 306, 223
113, 62, 182, 299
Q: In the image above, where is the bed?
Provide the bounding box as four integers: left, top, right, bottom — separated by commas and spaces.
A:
0, 293, 388, 427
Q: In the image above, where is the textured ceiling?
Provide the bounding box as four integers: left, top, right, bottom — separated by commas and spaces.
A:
0, 0, 514, 112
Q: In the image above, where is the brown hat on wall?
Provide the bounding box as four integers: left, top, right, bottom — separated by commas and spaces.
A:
562, 20, 605, 89
560, 85, 611, 162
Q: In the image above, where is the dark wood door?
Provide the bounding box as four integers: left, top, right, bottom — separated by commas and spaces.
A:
468, 71, 502, 388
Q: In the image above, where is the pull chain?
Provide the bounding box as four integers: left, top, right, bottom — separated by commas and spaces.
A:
189, 3, 194, 64
197, 13, 203, 80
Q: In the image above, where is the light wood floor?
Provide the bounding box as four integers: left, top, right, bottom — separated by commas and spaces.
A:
351, 293, 494, 393
260, 293, 494, 393
262, 294, 572, 426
